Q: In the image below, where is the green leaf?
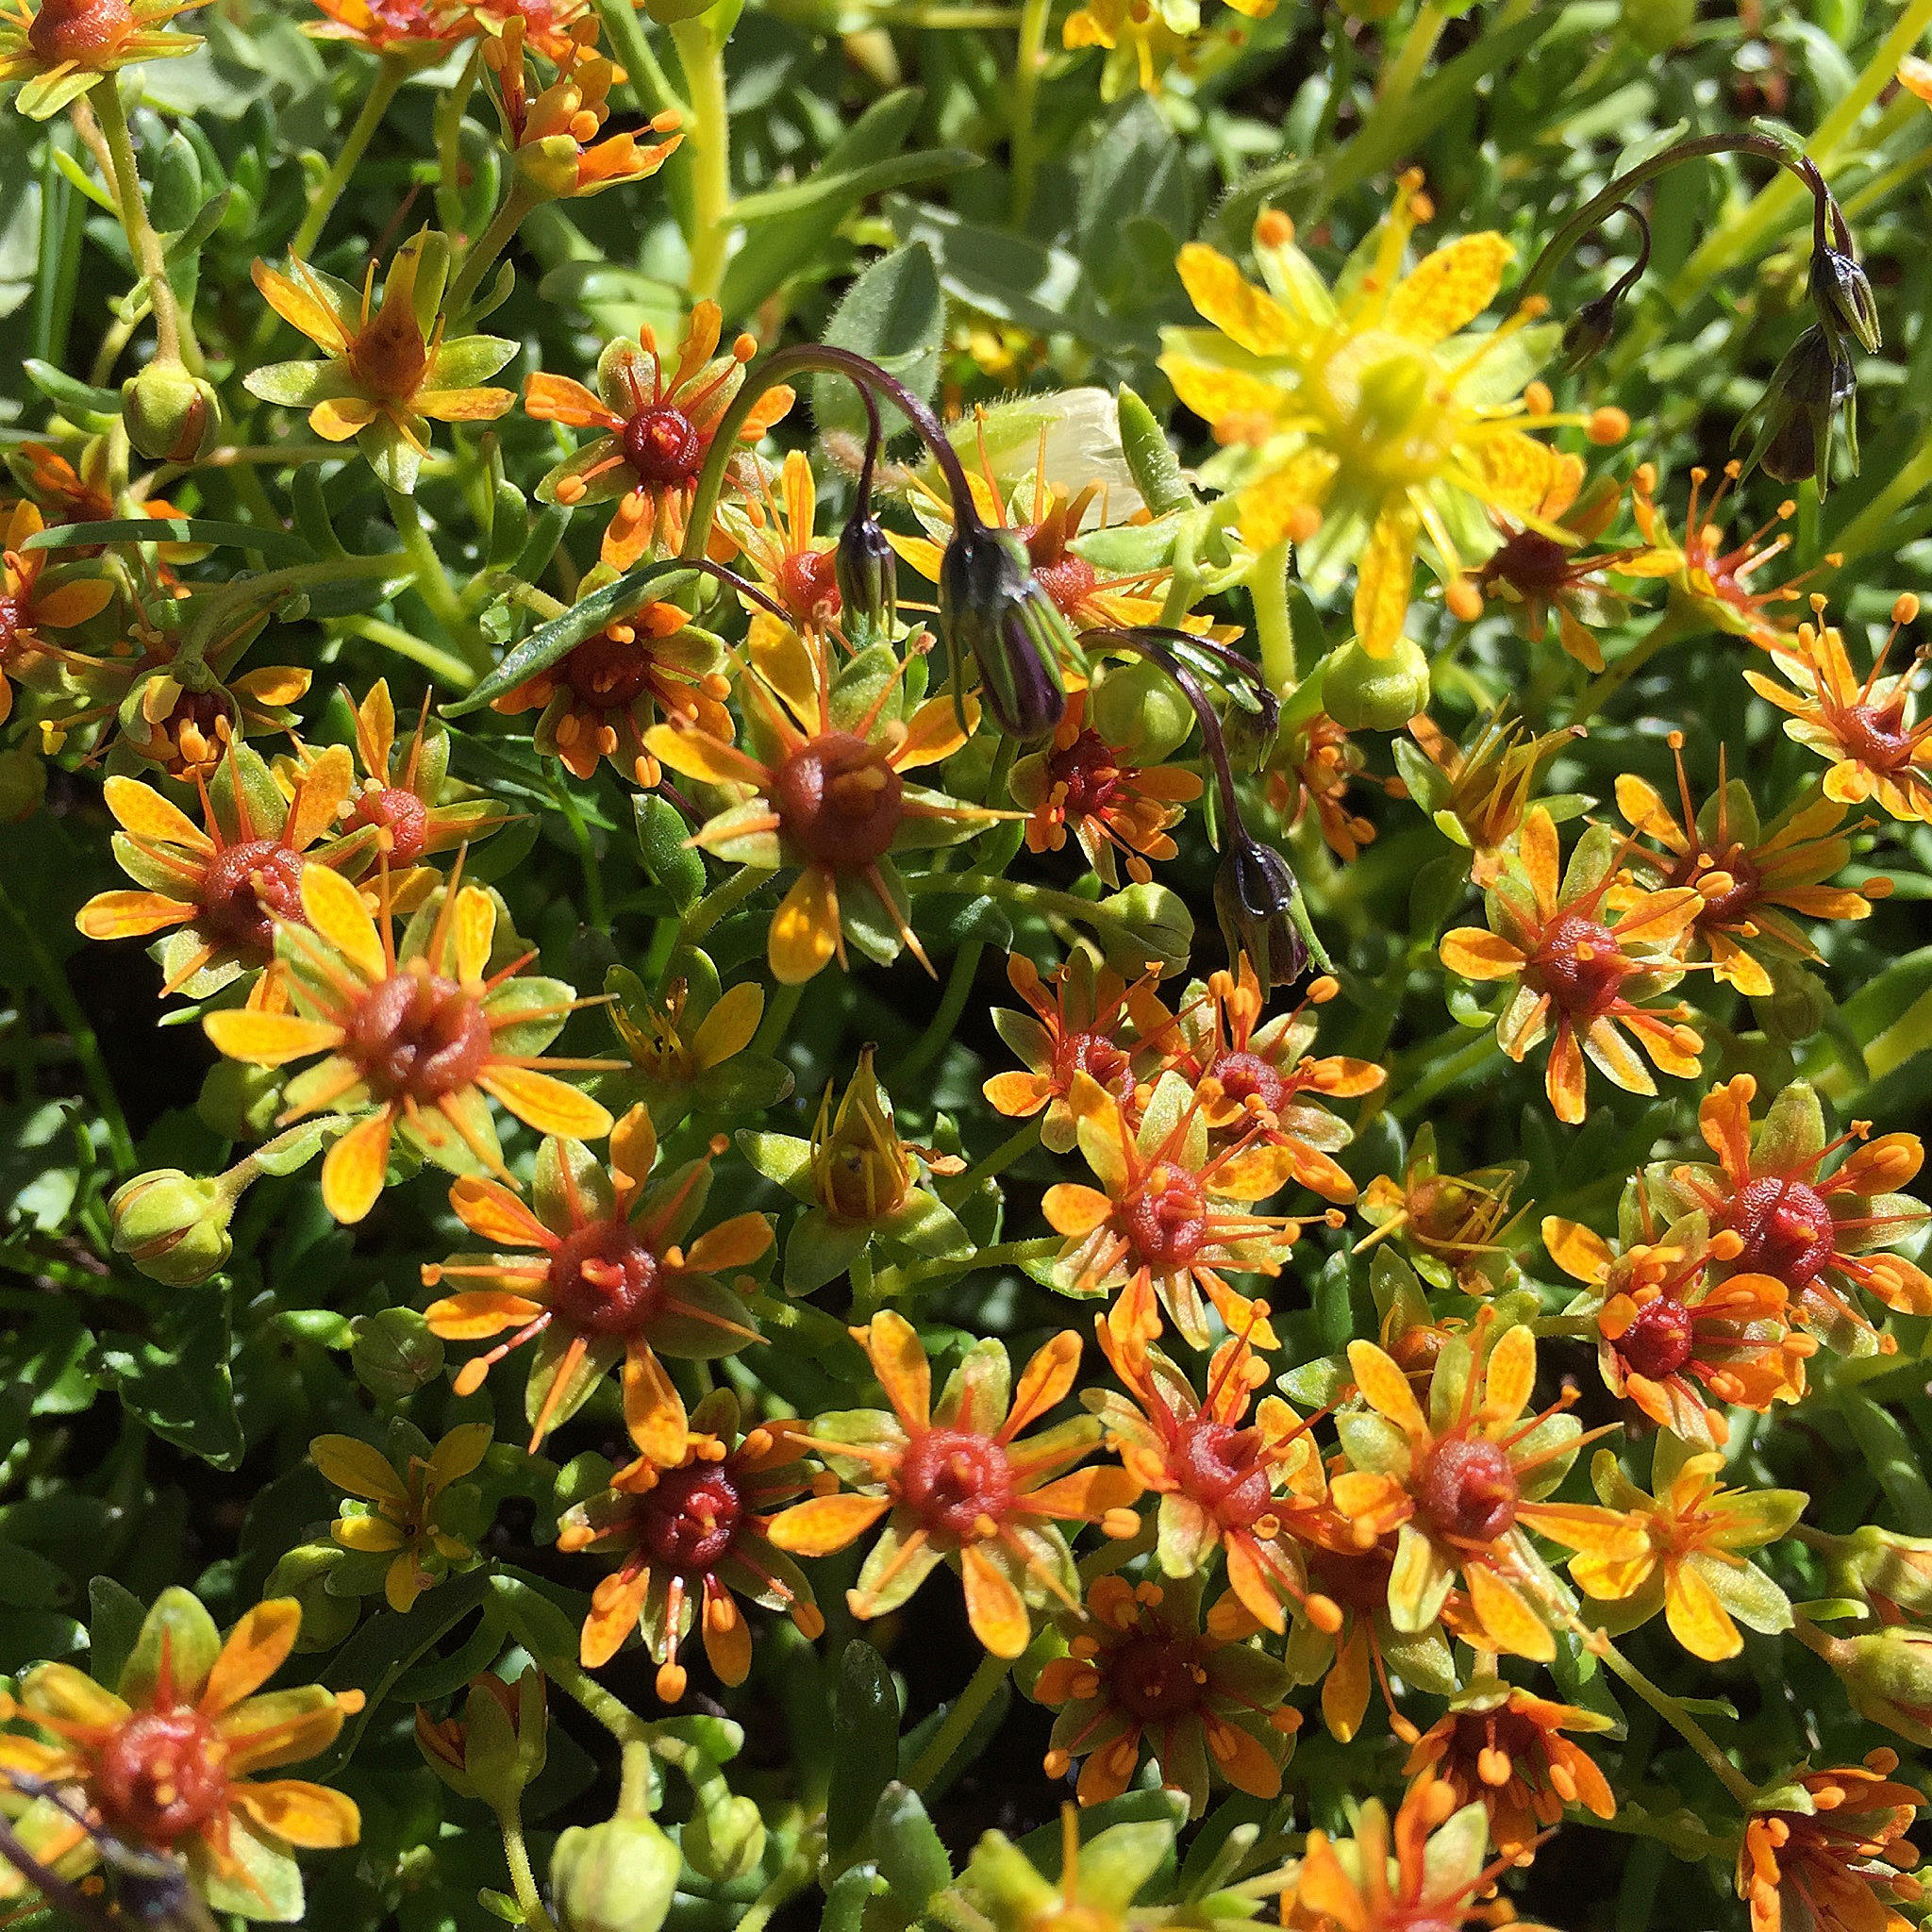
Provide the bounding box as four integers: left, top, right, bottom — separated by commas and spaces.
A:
813, 242, 946, 444
95, 1297, 245, 1472
636, 792, 706, 913
827, 1639, 902, 1858
20, 517, 316, 561
24, 358, 122, 425
867, 1783, 951, 1926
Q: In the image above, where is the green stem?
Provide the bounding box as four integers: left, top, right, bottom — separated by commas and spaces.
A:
1008, 0, 1051, 222
1250, 540, 1295, 696
554, 783, 609, 929
940, 1117, 1041, 1206
908, 1651, 1011, 1792
0, 878, 134, 1172
385, 488, 491, 672
671, 13, 734, 301
1371, 0, 1450, 122
494, 1805, 560, 1932
679, 863, 776, 946
1831, 432, 1932, 566
1570, 603, 1696, 728
333, 614, 477, 690
732, 1824, 823, 1932
291, 58, 407, 260
445, 186, 538, 322
546, 1654, 657, 1748
591, 0, 687, 118
91, 77, 201, 375
753, 980, 804, 1057
1595, 1641, 1756, 1807
1391, 1028, 1501, 1122
892, 941, 984, 1084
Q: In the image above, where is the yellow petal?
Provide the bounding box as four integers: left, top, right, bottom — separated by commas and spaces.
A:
322, 1109, 393, 1224
333, 1514, 407, 1552
202, 1601, 301, 1714
767, 1492, 892, 1557
1352, 505, 1417, 658
1386, 233, 1511, 341
622, 1347, 691, 1465
610, 1101, 658, 1190
1346, 1339, 1424, 1437
230, 1780, 361, 1850
1176, 243, 1296, 355
768, 867, 839, 985
1439, 927, 1524, 981
301, 862, 385, 980
448, 1175, 549, 1248
477, 1066, 613, 1139
691, 980, 762, 1066
76, 890, 192, 940
205, 1010, 342, 1066
684, 1212, 773, 1274
861, 1308, 931, 1432
1466, 1561, 1554, 1661
1665, 1557, 1740, 1661
310, 1435, 408, 1505
103, 775, 212, 850
1482, 1324, 1536, 1424
454, 887, 495, 986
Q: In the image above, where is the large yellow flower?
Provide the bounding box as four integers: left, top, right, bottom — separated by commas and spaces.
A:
1159, 177, 1624, 656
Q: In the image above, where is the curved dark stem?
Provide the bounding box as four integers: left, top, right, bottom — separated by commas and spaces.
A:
1110, 622, 1280, 737
681, 344, 978, 568
658, 777, 699, 824
852, 374, 885, 509
1600, 200, 1654, 305
679, 557, 799, 631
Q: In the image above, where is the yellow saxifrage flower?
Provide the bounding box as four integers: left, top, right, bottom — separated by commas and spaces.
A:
0, 0, 200, 120
1160, 178, 1624, 656
311, 1423, 491, 1613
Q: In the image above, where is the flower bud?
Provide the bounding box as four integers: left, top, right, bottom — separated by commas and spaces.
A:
1090, 658, 1195, 762
265, 1544, 360, 1651
1742, 325, 1856, 489
682, 1792, 765, 1883
1214, 838, 1309, 990
1834, 1629, 1932, 1746
550, 1816, 682, 1932
1098, 880, 1193, 979
109, 1168, 233, 1286
1750, 963, 1834, 1045
938, 522, 1071, 741
1321, 635, 1431, 732
1825, 1527, 1932, 1620
0, 747, 46, 823
1812, 246, 1882, 356
352, 1307, 447, 1405
418, 1672, 546, 1807
123, 361, 223, 464
835, 508, 898, 640
1558, 292, 1621, 372
196, 1059, 285, 1141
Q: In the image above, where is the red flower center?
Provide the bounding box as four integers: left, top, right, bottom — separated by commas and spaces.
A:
774, 732, 904, 872
0, 593, 23, 658
1107, 1632, 1203, 1723
776, 549, 841, 626
1531, 910, 1635, 1021
1692, 845, 1761, 927
199, 840, 306, 953
1840, 699, 1917, 773
1048, 728, 1127, 818
562, 634, 659, 709
1048, 1027, 1133, 1103
1173, 1414, 1272, 1528
1484, 527, 1574, 599
1618, 1295, 1696, 1379
623, 406, 704, 487
898, 1427, 1013, 1541
1305, 1540, 1394, 1613
1208, 1050, 1286, 1115
345, 969, 493, 1102
27, 0, 134, 63
96, 1708, 227, 1845
547, 1218, 664, 1334
635, 1460, 743, 1573
349, 306, 429, 403
1022, 525, 1098, 617
1122, 1167, 1208, 1269
346, 786, 430, 864
1725, 1175, 1835, 1289
1419, 1434, 1519, 1543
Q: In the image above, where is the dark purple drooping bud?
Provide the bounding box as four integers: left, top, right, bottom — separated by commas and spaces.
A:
835, 508, 897, 639
937, 522, 1071, 741
1214, 836, 1311, 990
1741, 325, 1856, 490
1811, 246, 1881, 356
1558, 291, 1621, 373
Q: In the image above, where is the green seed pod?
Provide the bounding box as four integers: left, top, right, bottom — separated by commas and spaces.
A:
683, 1793, 765, 1884
1834, 1629, 1932, 1747
351, 1307, 446, 1406
1089, 658, 1195, 762
1751, 963, 1834, 1046
109, 1168, 234, 1287
550, 1817, 683, 1932
1098, 881, 1193, 979
196, 1059, 285, 1141
123, 361, 223, 463
1321, 636, 1431, 732
264, 1545, 360, 1651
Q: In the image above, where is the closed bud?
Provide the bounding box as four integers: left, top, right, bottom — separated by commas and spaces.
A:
1751, 962, 1833, 1045
109, 1168, 233, 1286
352, 1307, 446, 1405
683, 1792, 765, 1883
123, 360, 222, 463
1097, 880, 1193, 979
1214, 838, 1309, 990
551, 1816, 682, 1932
0, 747, 46, 823
418, 1671, 546, 1807
265, 1544, 360, 1651
1812, 247, 1882, 356
1559, 292, 1621, 372
1322, 635, 1431, 731
835, 508, 897, 639
938, 522, 1071, 741
1742, 325, 1856, 489
1826, 1526, 1932, 1619
196, 1059, 285, 1141
1835, 1629, 1932, 1747
1090, 658, 1195, 762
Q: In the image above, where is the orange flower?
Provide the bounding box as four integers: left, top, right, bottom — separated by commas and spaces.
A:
1403, 1678, 1616, 1864
304, 0, 463, 58
11, 439, 190, 551
525, 303, 792, 568
1651, 1074, 1932, 1353
486, 17, 681, 203
726, 449, 841, 634
0, 1590, 360, 1918
1620, 460, 1826, 649
1267, 711, 1387, 863
1033, 1574, 1297, 1816
1041, 1068, 1326, 1351
75, 742, 369, 1002
1469, 467, 1635, 672
1440, 805, 1704, 1124
1737, 1751, 1926, 1932
646, 624, 1001, 984
1542, 1207, 1811, 1446
0, 0, 200, 120
765, 1311, 1140, 1658
1615, 732, 1883, 994
1399, 710, 1586, 887
491, 595, 729, 788
0, 501, 115, 724
1744, 594, 1932, 824
1010, 690, 1201, 885
203, 861, 612, 1224
1329, 1324, 1623, 1661
558, 1389, 822, 1700
981, 950, 1154, 1154
1357, 1124, 1529, 1298
422, 1104, 765, 1449
1134, 956, 1382, 1199
465, 0, 591, 61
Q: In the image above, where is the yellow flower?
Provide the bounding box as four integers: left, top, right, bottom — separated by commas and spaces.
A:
0, 0, 199, 120
1159, 178, 1625, 655
244, 229, 516, 493
1063, 0, 1268, 100
311, 1424, 492, 1613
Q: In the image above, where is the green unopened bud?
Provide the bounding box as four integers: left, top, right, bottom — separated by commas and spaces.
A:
1826, 1527, 1932, 1619
683, 1792, 765, 1883
836, 508, 898, 640
1098, 880, 1192, 979
265, 1544, 361, 1651
1559, 292, 1622, 372
110, 1168, 233, 1286
418, 1671, 547, 1805
1090, 658, 1194, 761
1751, 962, 1834, 1045
196, 1059, 285, 1141
0, 747, 46, 823
123, 361, 222, 463
551, 1816, 682, 1932
1812, 246, 1881, 356
352, 1307, 446, 1405
938, 522, 1071, 741
1321, 635, 1430, 732
1833, 1628, 1932, 1746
